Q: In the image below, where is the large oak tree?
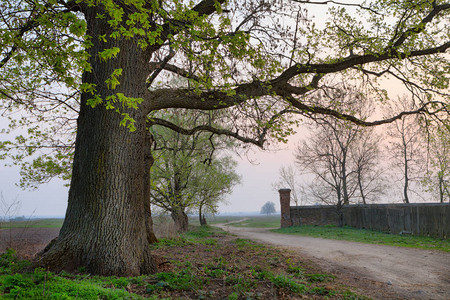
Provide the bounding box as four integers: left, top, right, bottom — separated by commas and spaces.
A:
0, 0, 449, 275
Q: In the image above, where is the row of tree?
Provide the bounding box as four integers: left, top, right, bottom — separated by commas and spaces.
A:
275, 90, 449, 209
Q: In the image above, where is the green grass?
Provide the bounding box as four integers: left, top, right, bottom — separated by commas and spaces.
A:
225, 215, 280, 228
0, 272, 143, 299
0, 219, 64, 229
151, 225, 224, 249
0, 225, 368, 299
273, 225, 450, 252
0, 249, 143, 299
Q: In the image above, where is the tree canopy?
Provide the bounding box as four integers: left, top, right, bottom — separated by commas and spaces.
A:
1, 0, 449, 170
0, 0, 448, 276
150, 109, 240, 231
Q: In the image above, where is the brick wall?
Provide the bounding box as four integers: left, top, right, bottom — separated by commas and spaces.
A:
278, 192, 450, 239
279, 189, 292, 228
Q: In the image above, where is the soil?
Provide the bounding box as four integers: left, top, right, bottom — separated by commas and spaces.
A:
217, 225, 450, 300
0, 227, 60, 259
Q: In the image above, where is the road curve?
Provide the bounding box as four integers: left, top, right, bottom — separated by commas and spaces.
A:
216, 225, 450, 300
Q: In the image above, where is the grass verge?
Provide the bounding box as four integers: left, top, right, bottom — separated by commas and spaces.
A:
0, 225, 367, 299
273, 225, 450, 252
223, 215, 280, 228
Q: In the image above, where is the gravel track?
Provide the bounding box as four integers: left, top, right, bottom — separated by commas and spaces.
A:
217, 225, 450, 300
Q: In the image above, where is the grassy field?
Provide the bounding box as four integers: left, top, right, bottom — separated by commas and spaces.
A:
222, 215, 280, 228
274, 225, 450, 252
0, 218, 64, 229
0, 225, 367, 299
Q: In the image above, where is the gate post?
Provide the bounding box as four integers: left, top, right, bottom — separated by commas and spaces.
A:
279, 189, 292, 228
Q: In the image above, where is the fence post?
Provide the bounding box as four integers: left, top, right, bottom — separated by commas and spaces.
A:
279, 189, 292, 228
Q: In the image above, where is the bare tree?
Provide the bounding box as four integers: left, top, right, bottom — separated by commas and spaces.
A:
295, 87, 386, 224
386, 97, 425, 203
295, 118, 359, 225
421, 125, 450, 203
261, 201, 276, 215
0, 193, 22, 249
350, 129, 387, 204
272, 165, 305, 206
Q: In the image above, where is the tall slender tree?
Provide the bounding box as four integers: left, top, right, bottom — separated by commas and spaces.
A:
190, 156, 241, 226
350, 129, 386, 204
386, 97, 425, 203
421, 125, 450, 203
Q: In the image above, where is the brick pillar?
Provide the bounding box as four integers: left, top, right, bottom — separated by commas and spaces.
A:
279, 189, 292, 228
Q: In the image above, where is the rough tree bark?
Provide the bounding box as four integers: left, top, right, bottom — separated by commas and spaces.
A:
37, 7, 157, 276
144, 131, 158, 244
171, 207, 189, 232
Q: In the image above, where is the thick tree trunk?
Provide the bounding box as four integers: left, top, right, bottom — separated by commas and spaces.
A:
37, 7, 157, 276
199, 204, 207, 226
38, 112, 157, 275
171, 207, 189, 232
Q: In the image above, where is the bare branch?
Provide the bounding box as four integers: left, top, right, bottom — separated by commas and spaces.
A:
390, 3, 450, 49
148, 62, 200, 82
285, 97, 448, 127
149, 117, 265, 147
292, 0, 382, 14
147, 48, 176, 88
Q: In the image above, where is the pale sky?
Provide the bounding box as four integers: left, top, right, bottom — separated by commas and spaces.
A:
0, 130, 299, 217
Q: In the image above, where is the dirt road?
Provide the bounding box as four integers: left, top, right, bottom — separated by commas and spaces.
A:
218, 225, 450, 300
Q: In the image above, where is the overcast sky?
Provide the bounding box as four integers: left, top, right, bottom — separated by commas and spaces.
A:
0, 129, 300, 217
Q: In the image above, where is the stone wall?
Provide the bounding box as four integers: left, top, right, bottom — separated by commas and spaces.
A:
278, 190, 450, 239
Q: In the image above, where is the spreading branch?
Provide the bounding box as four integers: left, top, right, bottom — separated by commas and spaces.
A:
149, 117, 265, 147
